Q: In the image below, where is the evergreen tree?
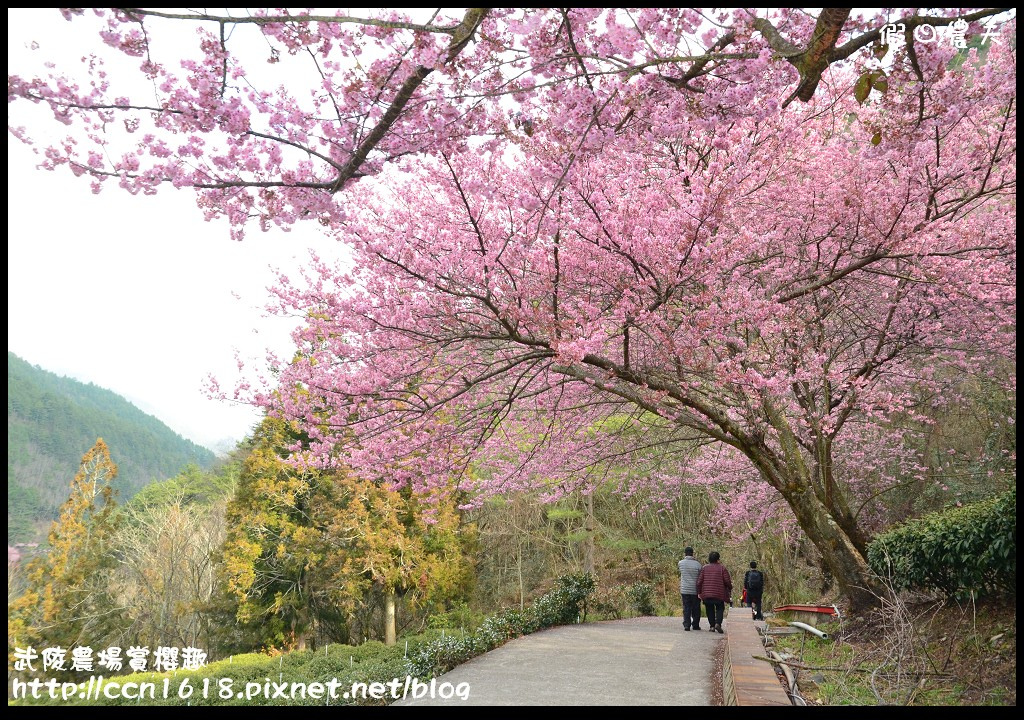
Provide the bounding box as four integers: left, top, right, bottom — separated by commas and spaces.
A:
327, 476, 472, 645
220, 417, 473, 648
220, 417, 335, 650
9, 439, 124, 661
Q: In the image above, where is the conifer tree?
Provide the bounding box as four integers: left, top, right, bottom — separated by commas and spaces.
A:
221, 417, 472, 648
9, 439, 123, 660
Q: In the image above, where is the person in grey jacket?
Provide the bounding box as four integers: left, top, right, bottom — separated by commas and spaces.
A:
678, 546, 703, 631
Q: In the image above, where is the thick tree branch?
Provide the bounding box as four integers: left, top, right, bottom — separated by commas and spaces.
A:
751, 8, 1010, 106
791, 7, 852, 103
329, 8, 489, 192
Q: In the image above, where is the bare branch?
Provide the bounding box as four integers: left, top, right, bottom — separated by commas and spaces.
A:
117, 8, 462, 34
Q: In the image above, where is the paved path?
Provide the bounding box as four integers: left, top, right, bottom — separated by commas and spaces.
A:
396, 616, 721, 706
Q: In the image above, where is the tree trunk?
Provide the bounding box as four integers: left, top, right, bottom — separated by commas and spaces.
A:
384, 590, 396, 646
517, 540, 525, 610
776, 476, 883, 613
816, 436, 870, 554
291, 614, 308, 651
755, 402, 883, 612
583, 492, 595, 575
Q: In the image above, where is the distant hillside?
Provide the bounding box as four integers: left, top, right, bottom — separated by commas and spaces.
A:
8, 352, 216, 542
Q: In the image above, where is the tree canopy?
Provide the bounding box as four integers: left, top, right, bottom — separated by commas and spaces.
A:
8, 440, 122, 656
9, 8, 1016, 611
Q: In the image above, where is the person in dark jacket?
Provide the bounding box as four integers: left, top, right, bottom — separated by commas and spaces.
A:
696, 551, 732, 634
744, 561, 765, 621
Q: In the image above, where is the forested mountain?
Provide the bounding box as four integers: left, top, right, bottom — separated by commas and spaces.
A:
8, 351, 216, 542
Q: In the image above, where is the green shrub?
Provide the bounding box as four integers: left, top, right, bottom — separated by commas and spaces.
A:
867, 488, 1015, 599
426, 602, 483, 632
406, 572, 596, 679
624, 581, 656, 616
551, 571, 597, 623
11, 575, 598, 706
591, 586, 626, 619
9, 634, 454, 707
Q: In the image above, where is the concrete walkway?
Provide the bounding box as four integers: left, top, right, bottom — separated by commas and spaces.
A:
395, 616, 720, 706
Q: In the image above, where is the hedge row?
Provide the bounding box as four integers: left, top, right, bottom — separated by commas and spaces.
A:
867, 488, 1015, 599
11, 635, 439, 707
11, 572, 597, 706
406, 572, 596, 678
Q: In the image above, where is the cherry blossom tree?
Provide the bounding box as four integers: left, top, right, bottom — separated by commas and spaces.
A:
9, 8, 1011, 236
9, 9, 1016, 610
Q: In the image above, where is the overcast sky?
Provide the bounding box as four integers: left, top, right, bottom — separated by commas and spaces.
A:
8, 9, 342, 452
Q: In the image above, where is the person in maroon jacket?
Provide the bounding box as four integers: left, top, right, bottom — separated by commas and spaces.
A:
696, 551, 733, 634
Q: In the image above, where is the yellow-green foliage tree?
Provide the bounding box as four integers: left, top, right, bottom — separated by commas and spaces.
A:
8, 439, 123, 661
220, 417, 334, 650
327, 476, 473, 645
220, 417, 473, 650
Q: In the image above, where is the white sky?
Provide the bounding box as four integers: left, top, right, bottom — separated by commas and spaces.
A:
8, 9, 341, 452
